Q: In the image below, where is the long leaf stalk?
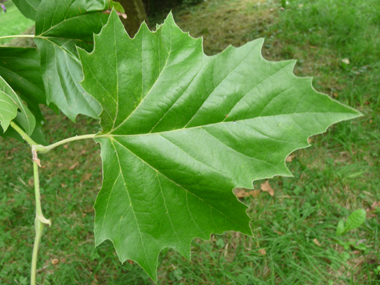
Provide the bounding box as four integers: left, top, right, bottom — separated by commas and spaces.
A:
31, 157, 50, 285
35, 134, 97, 154
0, 34, 35, 40
9, 122, 38, 146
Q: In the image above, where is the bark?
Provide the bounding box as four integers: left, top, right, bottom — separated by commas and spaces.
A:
118, 0, 149, 37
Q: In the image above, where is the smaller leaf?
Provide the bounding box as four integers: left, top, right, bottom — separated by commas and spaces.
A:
215, 238, 225, 248
12, 0, 41, 20
0, 91, 18, 132
345, 209, 366, 232
109, 1, 125, 13
33, 0, 108, 121
336, 219, 345, 236
0, 76, 36, 135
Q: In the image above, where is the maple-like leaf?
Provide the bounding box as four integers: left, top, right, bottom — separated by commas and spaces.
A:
78, 11, 361, 281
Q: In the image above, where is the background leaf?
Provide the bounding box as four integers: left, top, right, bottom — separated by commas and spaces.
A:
33, 0, 110, 121
345, 209, 366, 232
336, 219, 345, 236
0, 47, 48, 143
0, 76, 35, 135
109, 1, 125, 13
0, 47, 46, 116
12, 0, 41, 21
79, 11, 361, 281
0, 91, 18, 132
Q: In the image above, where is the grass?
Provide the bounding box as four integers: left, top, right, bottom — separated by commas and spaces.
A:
0, 1, 34, 45
1, 0, 380, 284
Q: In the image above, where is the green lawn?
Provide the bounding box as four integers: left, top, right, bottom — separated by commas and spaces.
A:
0, 1, 34, 44
1, 0, 379, 284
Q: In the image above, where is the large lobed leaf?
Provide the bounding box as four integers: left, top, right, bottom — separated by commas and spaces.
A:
79, 11, 361, 281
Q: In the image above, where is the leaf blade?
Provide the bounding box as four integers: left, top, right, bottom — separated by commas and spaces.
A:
12, 0, 41, 21
345, 209, 366, 232
80, 11, 361, 281
0, 91, 18, 132
0, 47, 46, 122
0, 76, 36, 135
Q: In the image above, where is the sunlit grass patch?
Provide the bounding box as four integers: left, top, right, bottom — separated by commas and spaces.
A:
0, 1, 34, 45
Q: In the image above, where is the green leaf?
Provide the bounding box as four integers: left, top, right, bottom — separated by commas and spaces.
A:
0, 48, 45, 105
345, 209, 366, 232
0, 47, 46, 115
12, 0, 41, 21
0, 47, 47, 143
109, 1, 125, 13
33, 0, 110, 121
0, 77, 35, 135
79, 11, 361, 281
336, 219, 345, 236
0, 91, 18, 132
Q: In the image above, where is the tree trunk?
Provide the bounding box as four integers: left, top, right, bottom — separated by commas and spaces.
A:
118, 0, 148, 38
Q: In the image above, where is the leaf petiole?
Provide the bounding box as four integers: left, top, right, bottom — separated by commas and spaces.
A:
31, 157, 50, 285
10, 121, 97, 153
10, 122, 38, 146
35, 134, 97, 154
0, 34, 35, 40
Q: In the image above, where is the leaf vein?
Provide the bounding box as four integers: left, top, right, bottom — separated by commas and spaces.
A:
111, 139, 150, 266
112, 139, 248, 230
